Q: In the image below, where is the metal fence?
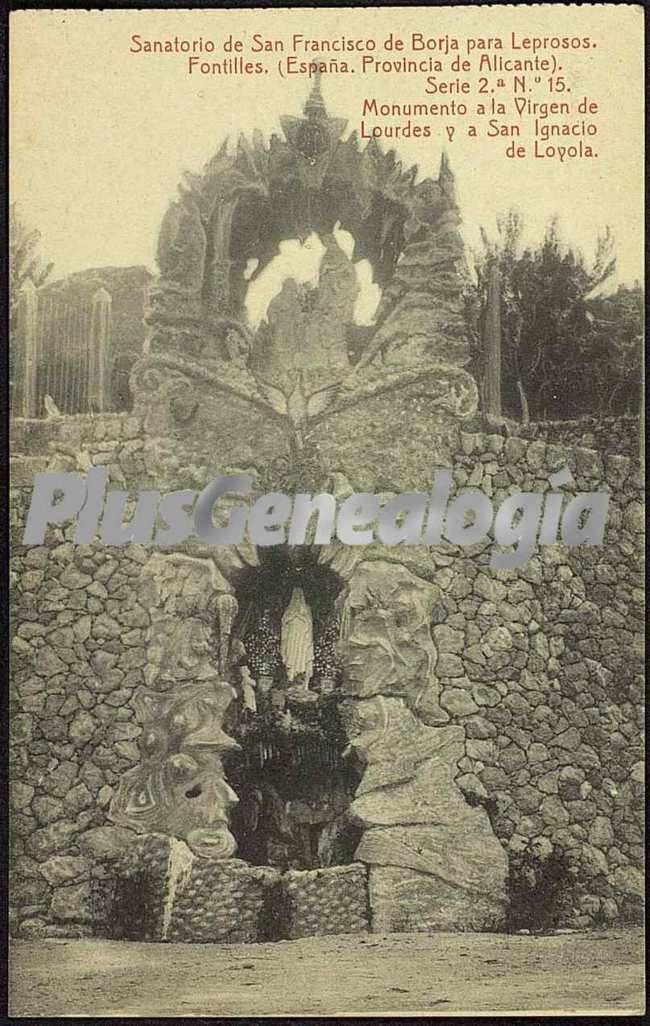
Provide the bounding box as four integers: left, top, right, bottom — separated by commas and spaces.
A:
12, 280, 112, 419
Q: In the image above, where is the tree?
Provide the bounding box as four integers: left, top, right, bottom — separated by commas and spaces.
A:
9, 203, 54, 330
466, 211, 642, 421
9, 205, 54, 395
585, 283, 644, 416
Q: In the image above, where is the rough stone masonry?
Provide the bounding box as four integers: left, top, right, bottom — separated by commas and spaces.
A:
9, 79, 644, 940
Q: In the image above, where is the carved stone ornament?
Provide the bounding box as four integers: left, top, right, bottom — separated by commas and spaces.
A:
109, 678, 240, 857
131, 77, 478, 473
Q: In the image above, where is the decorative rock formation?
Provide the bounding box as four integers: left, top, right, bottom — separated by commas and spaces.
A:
344, 697, 507, 930
130, 77, 477, 487
155, 197, 206, 294
108, 677, 240, 858
338, 560, 446, 723
109, 555, 242, 859
250, 236, 355, 402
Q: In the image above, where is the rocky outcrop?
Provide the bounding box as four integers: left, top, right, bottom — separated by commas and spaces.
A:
345, 699, 507, 931
339, 560, 445, 720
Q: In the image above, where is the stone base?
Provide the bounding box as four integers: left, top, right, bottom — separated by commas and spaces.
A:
368, 865, 506, 933
92, 833, 169, 940
283, 864, 369, 939
97, 837, 369, 942
92, 828, 504, 942
96, 834, 280, 943
168, 858, 280, 944
347, 713, 509, 932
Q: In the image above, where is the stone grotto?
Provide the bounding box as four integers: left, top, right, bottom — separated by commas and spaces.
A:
9, 79, 644, 943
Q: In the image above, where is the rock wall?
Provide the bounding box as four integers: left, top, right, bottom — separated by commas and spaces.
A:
436, 431, 645, 928
10, 417, 151, 939
9, 414, 644, 937
512, 415, 641, 460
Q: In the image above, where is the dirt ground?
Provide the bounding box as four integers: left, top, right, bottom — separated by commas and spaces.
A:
9, 928, 644, 1017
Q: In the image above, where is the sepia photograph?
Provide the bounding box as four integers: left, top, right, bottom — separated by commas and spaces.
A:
7, 4, 645, 1017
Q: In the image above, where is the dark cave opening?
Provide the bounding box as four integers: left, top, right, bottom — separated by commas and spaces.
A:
225, 545, 363, 871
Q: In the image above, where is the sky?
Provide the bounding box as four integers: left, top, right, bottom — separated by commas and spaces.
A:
10, 7, 644, 300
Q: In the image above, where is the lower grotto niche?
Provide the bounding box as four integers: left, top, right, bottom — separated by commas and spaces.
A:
97, 547, 371, 943
228, 547, 364, 872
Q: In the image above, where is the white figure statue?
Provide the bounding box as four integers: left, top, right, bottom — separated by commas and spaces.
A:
239, 665, 257, 713
280, 586, 314, 687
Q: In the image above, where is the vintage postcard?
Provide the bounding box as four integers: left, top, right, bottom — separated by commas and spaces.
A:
8, 3, 645, 1017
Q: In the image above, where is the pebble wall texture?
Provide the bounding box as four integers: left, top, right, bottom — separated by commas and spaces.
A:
94, 834, 282, 944
283, 864, 370, 939
9, 413, 645, 938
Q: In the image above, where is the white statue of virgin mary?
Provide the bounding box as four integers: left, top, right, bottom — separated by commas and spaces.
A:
280, 586, 314, 687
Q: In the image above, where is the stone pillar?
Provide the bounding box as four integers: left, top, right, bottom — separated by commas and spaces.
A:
483, 260, 502, 418
339, 560, 508, 933
109, 557, 244, 859
206, 194, 239, 318
15, 278, 39, 418
88, 287, 112, 412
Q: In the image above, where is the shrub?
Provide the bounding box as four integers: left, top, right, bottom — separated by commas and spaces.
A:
506, 842, 573, 933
